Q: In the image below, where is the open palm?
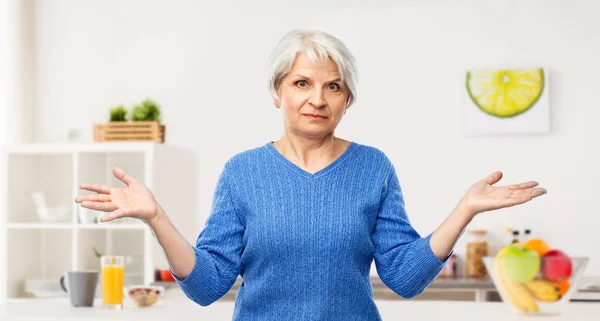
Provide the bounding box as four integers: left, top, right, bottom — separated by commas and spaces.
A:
75, 167, 158, 223
464, 171, 547, 216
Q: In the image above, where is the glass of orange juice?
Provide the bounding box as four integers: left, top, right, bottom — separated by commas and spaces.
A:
101, 255, 124, 309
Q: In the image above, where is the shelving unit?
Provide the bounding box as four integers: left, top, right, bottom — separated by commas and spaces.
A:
1, 142, 198, 301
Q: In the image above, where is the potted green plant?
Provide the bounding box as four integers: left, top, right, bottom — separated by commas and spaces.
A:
109, 105, 128, 122
131, 99, 162, 122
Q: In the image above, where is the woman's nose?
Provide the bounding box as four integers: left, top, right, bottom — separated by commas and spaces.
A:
309, 88, 326, 108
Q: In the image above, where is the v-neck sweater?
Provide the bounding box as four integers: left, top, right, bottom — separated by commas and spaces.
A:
174, 141, 449, 320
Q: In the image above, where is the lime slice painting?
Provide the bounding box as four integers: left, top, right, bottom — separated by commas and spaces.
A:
463, 68, 550, 135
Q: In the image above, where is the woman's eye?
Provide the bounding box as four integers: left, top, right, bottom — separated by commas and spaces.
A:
328, 83, 340, 91
296, 80, 308, 88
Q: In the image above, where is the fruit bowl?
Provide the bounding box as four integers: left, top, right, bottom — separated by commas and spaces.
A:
125, 285, 163, 307
483, 241, 589, 316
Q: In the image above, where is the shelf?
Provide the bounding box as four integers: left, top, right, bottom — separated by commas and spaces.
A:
6, 229, 72, 298
76, 229, 145, 279
6, 298, 35, 303
6, 153, 73, 224
2, 143, 197, 300
77, 224, 146, 230
6, 223, 145, 230
7, 223, 74, 229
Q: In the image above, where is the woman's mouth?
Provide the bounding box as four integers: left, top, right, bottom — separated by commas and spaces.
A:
304, 114, 326, 120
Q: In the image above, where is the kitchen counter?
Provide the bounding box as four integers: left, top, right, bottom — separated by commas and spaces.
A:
376, 276, 497, 302
213, 276, 598, 303
1, 297, 599, 320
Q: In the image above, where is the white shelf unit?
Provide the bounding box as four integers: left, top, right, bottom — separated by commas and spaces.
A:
1, 142, 198, 301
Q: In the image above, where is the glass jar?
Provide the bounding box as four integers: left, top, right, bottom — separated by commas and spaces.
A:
466, 229, 488, 278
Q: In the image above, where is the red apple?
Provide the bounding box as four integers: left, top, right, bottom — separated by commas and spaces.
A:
542, 250, 572, 282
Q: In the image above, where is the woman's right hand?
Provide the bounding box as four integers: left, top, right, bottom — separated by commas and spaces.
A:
75, 167, 159, 223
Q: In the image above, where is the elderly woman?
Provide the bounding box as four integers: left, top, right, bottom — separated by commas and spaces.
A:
75, 29, 546, 320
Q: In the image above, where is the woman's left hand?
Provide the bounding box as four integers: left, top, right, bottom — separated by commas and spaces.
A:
462, 171, 547, 217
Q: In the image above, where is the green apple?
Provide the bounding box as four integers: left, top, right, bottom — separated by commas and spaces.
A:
501, 245, 541, 283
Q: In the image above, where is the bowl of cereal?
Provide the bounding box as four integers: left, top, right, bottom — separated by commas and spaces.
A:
125, 285, 163, 307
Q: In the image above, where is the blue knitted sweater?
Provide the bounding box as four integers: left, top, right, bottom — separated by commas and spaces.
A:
174, 141, 448, 320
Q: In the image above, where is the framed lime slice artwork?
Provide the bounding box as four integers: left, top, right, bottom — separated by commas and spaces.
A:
462, 67, 550, 135
466, 68, 545, 118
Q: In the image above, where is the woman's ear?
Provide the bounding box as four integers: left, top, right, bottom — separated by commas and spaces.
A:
344, 95, 351, 110
273, 98, 280, 109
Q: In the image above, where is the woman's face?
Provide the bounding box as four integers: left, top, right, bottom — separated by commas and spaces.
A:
275, 52, 349, 140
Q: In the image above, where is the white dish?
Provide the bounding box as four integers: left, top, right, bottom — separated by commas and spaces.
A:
25, 279, 67, 298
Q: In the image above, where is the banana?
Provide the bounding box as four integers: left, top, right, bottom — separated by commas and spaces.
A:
495, 247, 540, 313
524, 279, 561, 302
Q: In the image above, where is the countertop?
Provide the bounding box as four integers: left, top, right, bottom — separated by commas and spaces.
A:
214, 275, 598, 302
1, 297, 599, 320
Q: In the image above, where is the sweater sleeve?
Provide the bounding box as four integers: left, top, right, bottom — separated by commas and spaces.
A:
372, 163, 450, 299
173, 162, 244, 306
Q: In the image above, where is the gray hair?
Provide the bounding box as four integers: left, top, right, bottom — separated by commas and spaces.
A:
266, 29, 358, 109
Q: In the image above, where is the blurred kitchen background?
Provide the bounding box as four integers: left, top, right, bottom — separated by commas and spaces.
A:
0, 0, 599, 303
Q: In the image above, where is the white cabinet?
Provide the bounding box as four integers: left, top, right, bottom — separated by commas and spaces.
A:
1, 143, 198, 301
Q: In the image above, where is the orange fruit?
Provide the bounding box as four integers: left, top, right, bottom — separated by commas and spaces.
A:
523, 238, 552, 257
556, 280, 570, 296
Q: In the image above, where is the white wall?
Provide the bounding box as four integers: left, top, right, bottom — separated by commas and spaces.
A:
4, 0, 35, 144
0, 0, 35, 303
0, 0, 7, 304
0, 2, 7, 146
30, 0, 600, 277
0, 0, 35, 144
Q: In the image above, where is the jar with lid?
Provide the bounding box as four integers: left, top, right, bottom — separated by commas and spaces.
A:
466, 229, 489, 278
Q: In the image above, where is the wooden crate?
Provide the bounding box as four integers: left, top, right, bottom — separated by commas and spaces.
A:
93, 121, 166, 143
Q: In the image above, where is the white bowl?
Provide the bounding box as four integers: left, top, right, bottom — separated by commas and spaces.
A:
36, 207, 70, 223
